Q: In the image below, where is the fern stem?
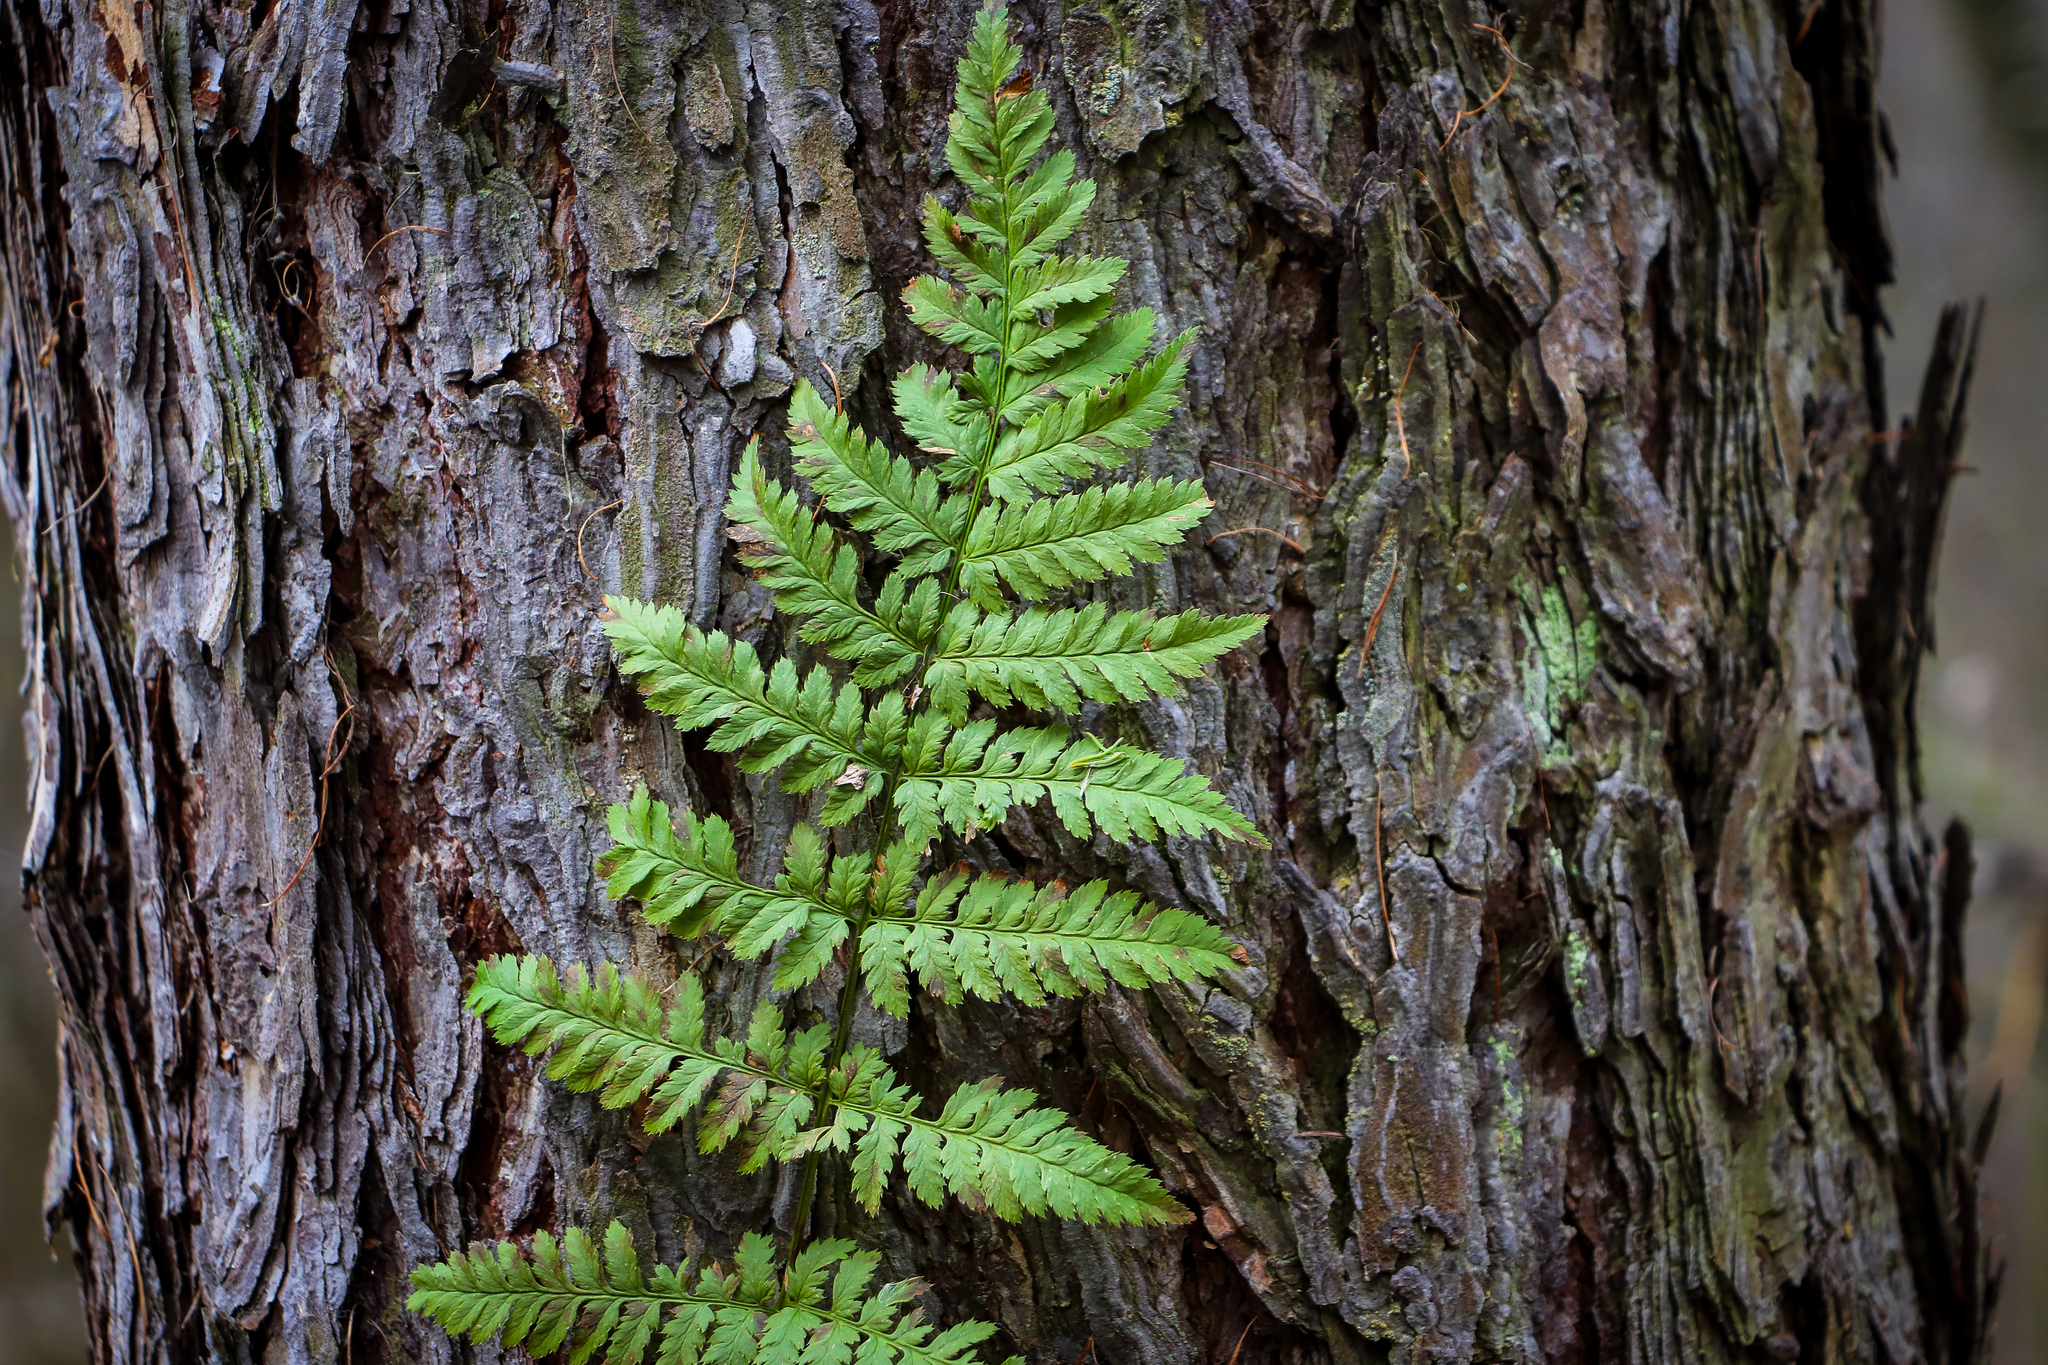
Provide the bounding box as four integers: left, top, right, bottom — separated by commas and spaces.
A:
783, 55, 1022, 1280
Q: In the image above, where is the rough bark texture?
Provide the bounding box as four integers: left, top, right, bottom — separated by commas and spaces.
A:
0, 0, 1997, 1360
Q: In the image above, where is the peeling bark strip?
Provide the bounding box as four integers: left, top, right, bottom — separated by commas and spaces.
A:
0, 0, 1994, 1355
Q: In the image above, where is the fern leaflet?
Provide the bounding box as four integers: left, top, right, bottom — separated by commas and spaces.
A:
925, 603, 1265, 719
954, 478, 1215, 608
861, 866, 1240, 1013
467, 954, 1187, 1226
410, 1224, 1012, 1365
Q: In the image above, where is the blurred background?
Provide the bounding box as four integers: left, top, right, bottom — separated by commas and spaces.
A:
1888, 0, 2048, 1356
0, 0, 2041, 1356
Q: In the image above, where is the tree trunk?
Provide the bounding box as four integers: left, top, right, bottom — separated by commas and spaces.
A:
0, 0, 1996, 1358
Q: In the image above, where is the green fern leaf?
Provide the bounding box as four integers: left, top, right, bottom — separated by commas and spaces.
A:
789, 380, 967, 579
1011, 252, 1126, 313
945, 4, 1050, 193
982, 331, 1197, 500
600, 791, 871, 989
862, 867, 1239, 1013
922, 198, 1007, 298
1005, 302, 1115, 388
925, 603, 1265, 720
894, 363, 989, 466
828, 1054, 1188, 1226
896, 724, 1266, 848
1002, 167, 1095, 268
605, 779, 1236, 1014
466, 955, 811, 1149
954, 479, 1213, 609
411, 1224, 1005, 1365
603, 597, 888, 814
725, 443, 935, 685
905, 276, 1007, 357
466, 955, 1186, 1227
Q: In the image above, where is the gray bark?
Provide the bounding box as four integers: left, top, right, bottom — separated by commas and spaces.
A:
0, 0, 1996, 1361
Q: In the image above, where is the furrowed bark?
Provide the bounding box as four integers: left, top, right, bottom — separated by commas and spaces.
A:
0, 0, 1993, 1360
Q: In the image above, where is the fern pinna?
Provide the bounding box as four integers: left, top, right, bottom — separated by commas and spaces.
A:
408, 6, 1266, 1359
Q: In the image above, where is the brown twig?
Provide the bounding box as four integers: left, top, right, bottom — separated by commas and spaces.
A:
608, 3, 660, 147
367, 224, 451, 257
1794, 0, 1826, 45
1074, 1338, 1094, 1365
1226, 1321, 1256, 1365
684, 221, 755, 389
1424, 288, 1479, 345
823, 361, 844, 413
74, 1167, 111, 1250
1354, 538, 1401, 680
89, 740, 117, 794
1376, 766, 1398, 964
1704, 945, 1735, 1054
1393, 340, 1422, 479
1439, 24, 1527, 151
1206, 456, 1325, 501
698, 224, 752, 336
135, 84, 203, 307
577, 498, 624, 583
262, 656, 358, 909
1207, 526, 1304, 554
275, 256, 313, 316
84, 1147, 145, 1301
1210, 464, 1306, 497
43, 468, 110, 538
1353, 343, 1422, 680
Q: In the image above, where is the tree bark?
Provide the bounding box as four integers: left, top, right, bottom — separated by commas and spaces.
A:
0, 0, 1995, 1359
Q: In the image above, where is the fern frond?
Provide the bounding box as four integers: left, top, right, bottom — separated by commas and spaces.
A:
725, 444, 936, 685
1012, 252, 1126, 313
467, 954, 831, 1158
827, 1055, 1188, 1226
1001, 308, 1160, 421
922, 199, 1007, 298
789, 381, 968, 579
410, 1224, 1009, 1365
924, 603, 1265, 720
600, 791, 871, 988
1000, 164, 1095, 268
981, 331, 1197, 500
603, 782, 1237, 1014
603, 597, 888, 820
862, 867, 1238, 1014
894, 364, 990, 467
905, 276, 1007, 358
466, 955, 1185, 1227
945, 3, 1051, 196
896, 725, 1266, 848
466, 955, 787, 1138
415, 9, 1262, 1355
954, 479, 1215, 610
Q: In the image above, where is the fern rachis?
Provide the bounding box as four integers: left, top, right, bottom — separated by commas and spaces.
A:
409, 7, 1264, 1360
